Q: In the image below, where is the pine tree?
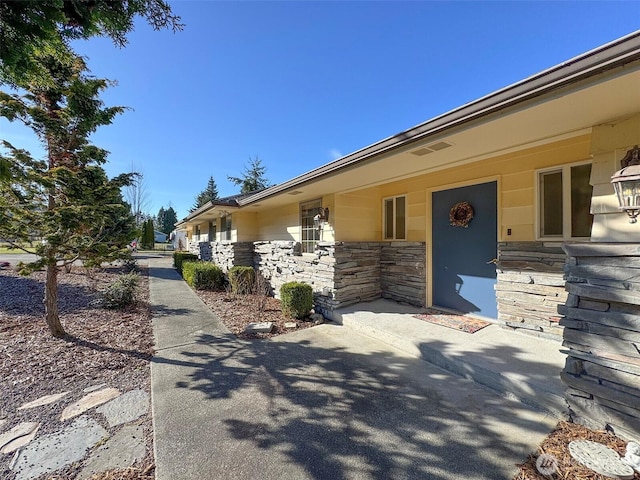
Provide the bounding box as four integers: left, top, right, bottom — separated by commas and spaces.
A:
0, 0, 182, 86
191, 176, 219, 211
227, 156, 270, 194
163, 206, 178, 234
0, 49, 136, 337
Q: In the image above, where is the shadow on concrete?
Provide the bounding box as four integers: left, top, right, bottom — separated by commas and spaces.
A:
154, 331, 553, 479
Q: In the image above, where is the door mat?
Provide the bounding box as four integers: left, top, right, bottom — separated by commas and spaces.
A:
413, 309, 491, 334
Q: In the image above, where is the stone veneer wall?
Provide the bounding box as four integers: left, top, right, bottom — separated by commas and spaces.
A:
253, 241, 335, 313
560, 243, 640, 441
380, 242, 426, 306
199, 240, 426, 315
496, 242, 567, 340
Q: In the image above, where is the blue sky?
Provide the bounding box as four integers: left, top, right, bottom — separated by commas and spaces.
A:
2, 1, 639, 221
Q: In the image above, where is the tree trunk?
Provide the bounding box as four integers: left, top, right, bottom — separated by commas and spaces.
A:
44, 263, 65, 337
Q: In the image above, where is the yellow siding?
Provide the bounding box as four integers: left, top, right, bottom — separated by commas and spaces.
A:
255, 204, 299, 241
335, 187, 381, 241
336, 134, 591, 242
233, 212, 258, 242
590, 114, 640, 242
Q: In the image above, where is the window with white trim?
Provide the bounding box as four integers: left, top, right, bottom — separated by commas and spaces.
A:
221, 215, 232, 241
538, 162, 593, 239
208, 221, 216, 242
300, 199, 321, 253
383, 195, 407, 240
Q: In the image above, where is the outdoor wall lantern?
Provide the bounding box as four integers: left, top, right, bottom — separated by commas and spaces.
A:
611, 146, 640, 223
314, 207, 330, 231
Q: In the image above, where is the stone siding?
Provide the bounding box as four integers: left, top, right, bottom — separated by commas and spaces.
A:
201, 240, 427, 315
253, 241, 335, 313
380, 242, 426, 306
496, 242, 567, 340
560, 243, 640, 441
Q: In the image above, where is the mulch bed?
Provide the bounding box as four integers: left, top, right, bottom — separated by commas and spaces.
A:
194, 289, 318, 339
0, 263, 154, 480
513, 421, 639, 479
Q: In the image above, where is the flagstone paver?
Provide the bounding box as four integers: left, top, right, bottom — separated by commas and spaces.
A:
18, 392, 70, 410
11, 416, 107, 480
83, 384, 107, 393
97, 389, 149, 427
0, 422, 40, 454
77, 425, 146, 480
245, 321, 273, 333
60, 388, 121, 421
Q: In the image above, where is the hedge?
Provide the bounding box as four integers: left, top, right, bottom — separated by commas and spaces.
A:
173, 252, 198, 275
182, 261, 224, 290
280, 281, 313, 319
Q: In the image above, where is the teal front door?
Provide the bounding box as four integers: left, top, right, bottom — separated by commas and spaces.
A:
432, 181, 497, 318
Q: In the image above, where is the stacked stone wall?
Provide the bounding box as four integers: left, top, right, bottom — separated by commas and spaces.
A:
332, 243, 382, 309
253, 241, 336, 313
560, 243, 640, 441
496, 242, 567, 340
199, 240, 427, 315
380, 242, 426, 306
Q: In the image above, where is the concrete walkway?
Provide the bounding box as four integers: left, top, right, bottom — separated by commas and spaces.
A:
333, 300, 567, 417
149, 256, 560, 480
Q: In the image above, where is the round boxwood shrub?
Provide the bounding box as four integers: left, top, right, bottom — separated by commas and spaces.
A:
280, 281, 313, 319
228, 266, 256, 294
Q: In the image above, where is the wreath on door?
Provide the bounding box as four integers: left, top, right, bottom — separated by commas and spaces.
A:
449, 201, 474, 228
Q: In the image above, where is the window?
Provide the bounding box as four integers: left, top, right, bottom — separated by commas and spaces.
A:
300, 199, 321, 253
194, 225, 201, 242
383, 195, 406, 240
209, 221, 216, 242
221, 215, 232, 241
538, 162, 593, 239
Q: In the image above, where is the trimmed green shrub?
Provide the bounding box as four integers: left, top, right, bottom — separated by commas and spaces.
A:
173, 252, 198, 275
182, 261, 224, 290
280, 281, 313, 319
228, 266, 256, 294
102, 273, 139, 309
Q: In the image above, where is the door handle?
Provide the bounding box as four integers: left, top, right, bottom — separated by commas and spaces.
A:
486, 258, 498, 265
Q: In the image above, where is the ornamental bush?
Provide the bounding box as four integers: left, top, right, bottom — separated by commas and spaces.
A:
228, 266, 256, 294
173, 252, 198, 275
101, 272, 139, 309
280, 281, 313, 319
182, 261, 224, 290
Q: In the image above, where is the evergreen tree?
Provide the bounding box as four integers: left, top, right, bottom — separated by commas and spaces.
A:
0, 0, 182, 86
141, 218, 154, 249
227, 156, 270, 194
191, 176, 219, 211
0, 49, 136, 337
155, 207, 166, 232
163, 206, 178, 233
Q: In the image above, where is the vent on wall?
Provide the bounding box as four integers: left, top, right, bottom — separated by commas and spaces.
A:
288, 190, 303, 195
411, 141, 453, 156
